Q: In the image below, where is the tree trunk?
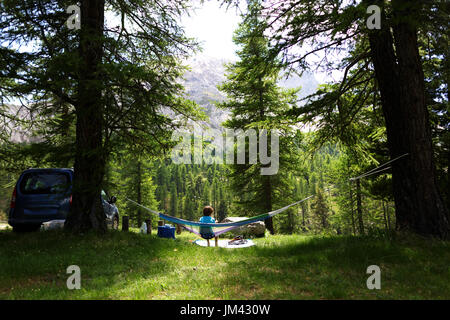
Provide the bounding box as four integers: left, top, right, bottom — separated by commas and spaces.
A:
367, 0, 449, 239
263, 175, 275, 234
65, 0, 106, 233
349, 185, 356, 235
356, 179, 364, 235
386, 202, 391, 231
382, 201, 389, 232
137, 160, 142, 227
301, 202, 306, 231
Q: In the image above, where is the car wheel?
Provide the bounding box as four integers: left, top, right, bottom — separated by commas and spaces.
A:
113, 216, 119, 230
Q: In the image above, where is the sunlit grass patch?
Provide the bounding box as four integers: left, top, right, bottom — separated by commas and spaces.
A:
0, 229, 449, 299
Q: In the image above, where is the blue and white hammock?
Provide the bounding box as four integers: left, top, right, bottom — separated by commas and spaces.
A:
126, 196, 313, 239
126, 153, 409, 240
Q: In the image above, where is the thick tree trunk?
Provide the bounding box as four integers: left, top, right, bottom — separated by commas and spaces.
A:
65, 0, 106, 233
367, 0, 449, 239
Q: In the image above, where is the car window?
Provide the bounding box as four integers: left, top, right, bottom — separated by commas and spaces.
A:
19, 172, 70, 194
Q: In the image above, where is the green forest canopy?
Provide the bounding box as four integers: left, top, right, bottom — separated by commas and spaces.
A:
0, 0, 448, 239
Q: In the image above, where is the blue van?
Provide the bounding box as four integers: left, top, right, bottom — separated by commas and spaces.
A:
8, 168, 119, 232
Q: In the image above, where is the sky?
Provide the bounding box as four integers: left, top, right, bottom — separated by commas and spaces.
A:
181, 1, 342, 84
181, 1, 241, 61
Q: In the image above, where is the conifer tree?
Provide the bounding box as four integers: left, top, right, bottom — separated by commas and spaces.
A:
0, 0, 200, 233
311, 188, 330, 232
217, 0, 300, 234
170, 184, 178, 218
255, 0, 450, 239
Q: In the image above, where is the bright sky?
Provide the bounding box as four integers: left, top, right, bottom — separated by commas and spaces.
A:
182, 1, 241, 61
181, 1, 341, 84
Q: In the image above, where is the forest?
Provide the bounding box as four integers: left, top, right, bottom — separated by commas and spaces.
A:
1, 0, 448, 239
0, 0, 449, 302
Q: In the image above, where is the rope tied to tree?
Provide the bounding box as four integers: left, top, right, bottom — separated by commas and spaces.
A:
349, 153, 409, 181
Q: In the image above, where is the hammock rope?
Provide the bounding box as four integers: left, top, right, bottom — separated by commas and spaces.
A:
126, 195, 314, 238
349, 153, 409, 181
125, 154, 408, 239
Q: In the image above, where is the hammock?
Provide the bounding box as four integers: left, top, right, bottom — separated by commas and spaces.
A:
126, 195, 313, 239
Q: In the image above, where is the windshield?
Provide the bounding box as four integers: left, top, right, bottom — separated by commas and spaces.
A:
19, 172, 71, 194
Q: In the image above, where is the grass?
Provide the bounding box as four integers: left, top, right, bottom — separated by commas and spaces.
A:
0, 228, 449, 299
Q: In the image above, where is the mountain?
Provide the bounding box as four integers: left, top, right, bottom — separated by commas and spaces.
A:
182, 56, 229, 130
5, 56, 320, 143
4, 105, 41, 143
182, 55, 319, 130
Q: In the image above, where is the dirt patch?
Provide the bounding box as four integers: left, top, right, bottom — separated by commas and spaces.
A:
0, 274, 61, 297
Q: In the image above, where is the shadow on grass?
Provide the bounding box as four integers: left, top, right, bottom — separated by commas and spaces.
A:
1, 230, 448, 299
0, 228, 186, 299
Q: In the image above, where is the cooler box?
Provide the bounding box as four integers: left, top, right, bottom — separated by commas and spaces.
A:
157, 224, 176, 239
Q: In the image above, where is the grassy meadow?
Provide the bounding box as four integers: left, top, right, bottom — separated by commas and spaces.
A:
0, 228, 449, 300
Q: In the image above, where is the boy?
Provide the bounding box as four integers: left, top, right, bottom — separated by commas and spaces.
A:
199, 206, 219, 247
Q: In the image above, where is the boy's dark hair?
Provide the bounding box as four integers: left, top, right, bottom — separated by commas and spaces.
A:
203, 206, 214, 216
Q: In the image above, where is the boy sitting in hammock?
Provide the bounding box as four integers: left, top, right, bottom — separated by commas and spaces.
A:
199, 206, 218, 247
